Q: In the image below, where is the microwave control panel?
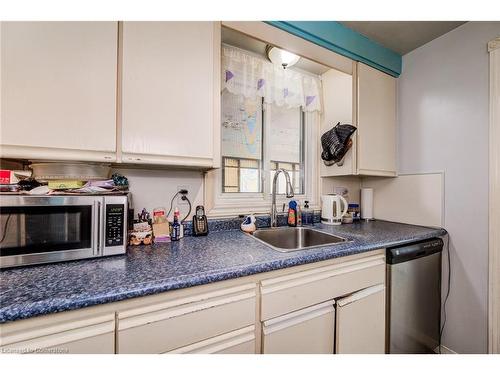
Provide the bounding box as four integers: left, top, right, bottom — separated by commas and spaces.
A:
105, 204, 124, 247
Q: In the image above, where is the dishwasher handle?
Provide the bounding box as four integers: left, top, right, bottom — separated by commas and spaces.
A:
386, 238, 443, 265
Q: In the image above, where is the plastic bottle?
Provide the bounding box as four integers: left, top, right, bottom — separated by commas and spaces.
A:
302, 200, 314, 226
296, 202, 302, 226
288, 200, 297, 227
171, 208, 181, 241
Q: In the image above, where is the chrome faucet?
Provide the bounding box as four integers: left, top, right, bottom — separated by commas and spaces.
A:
271, 168, 294, 227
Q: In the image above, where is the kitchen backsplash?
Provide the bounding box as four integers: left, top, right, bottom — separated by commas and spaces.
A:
112, 167, 204, 221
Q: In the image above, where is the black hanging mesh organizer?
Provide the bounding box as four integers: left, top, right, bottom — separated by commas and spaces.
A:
320, 122, 357, 166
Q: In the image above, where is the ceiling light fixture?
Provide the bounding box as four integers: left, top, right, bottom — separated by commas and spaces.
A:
266, 45, 300, 69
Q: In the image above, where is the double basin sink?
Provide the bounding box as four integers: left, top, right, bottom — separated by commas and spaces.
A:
249, 226, 348, 252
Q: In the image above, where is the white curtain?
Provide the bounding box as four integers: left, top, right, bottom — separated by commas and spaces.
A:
222, 46, 322, 113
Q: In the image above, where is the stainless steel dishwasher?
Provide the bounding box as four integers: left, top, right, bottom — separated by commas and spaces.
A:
386, 238, 443, 353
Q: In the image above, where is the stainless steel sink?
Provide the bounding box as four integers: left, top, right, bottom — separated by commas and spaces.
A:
249, 227, 348, 252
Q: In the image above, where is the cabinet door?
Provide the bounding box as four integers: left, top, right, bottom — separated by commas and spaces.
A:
260, 252, 385, 321
167, 326, 256, 354
335, 284, 385, 354
0, 22, 118, 161
121, 22, 218, 167
117, 283, 256, 353
262, 301, 335, 354
357, 62, 397, 176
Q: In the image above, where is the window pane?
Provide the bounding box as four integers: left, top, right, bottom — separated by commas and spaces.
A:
267, 104, 304, 195
240, 168, 259, 193
268, 105, 302, 164
240, 159, 259, 169
221, 91, 263, 193
278, 162, 294, 171
224, 166, 238, 188
224, 157, 239, 167
221, 91, 262, 161
269, 162, 303, 195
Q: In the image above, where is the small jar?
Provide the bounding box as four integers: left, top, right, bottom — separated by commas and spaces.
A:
348, 204, 361, 221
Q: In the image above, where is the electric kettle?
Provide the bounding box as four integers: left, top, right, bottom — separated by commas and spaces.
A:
321, 194, 348, 225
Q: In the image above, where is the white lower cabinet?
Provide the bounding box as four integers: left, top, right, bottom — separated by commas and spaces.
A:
0, 251, 386, 354
262, 301, 335, 354
0, 312, 115, 354
335, 284, 386, 354
117, 283, 256, 354
167, 326, 256, 354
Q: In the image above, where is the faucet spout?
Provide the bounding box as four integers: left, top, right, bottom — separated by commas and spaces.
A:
271, 168, 294, 227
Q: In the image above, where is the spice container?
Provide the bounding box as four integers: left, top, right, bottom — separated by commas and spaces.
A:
348, 204, 361, 221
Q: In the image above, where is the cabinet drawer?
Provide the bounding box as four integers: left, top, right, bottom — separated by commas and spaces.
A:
117, 283, 256, 353
0, 313, 115, 354
167, 326, 255, 354
260, 254, 385, 320
262, 301, 335, 354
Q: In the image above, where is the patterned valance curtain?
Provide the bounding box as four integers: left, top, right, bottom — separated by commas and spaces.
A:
222, 46, 322, 113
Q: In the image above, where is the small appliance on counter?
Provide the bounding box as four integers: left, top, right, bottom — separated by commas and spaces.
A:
321, 194, 348, 225
0, 194, 128, 268
192, 205, 209, 236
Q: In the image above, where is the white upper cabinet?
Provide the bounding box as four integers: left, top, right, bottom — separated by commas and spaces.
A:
320, 62, 397, 177
0, 22, 118, 162
356, 62, 397, 176
120, 22, 220, 167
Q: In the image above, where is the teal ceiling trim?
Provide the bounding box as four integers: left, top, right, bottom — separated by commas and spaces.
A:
265, 21, 402, 77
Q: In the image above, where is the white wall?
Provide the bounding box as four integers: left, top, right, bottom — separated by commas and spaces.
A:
398, 21, 500, 353
113, 168, 204, 221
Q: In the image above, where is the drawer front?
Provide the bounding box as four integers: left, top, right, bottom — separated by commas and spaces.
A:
45, 332, 115, 354
260, 254, 385, 320
117, 283, 256, 353
262, 301, 335, 354
167, 326, 256, 354
0, 313, 115, 354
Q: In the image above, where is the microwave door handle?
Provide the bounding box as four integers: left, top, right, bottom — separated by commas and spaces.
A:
93, 200, 102, 256
99, 200, 105, 255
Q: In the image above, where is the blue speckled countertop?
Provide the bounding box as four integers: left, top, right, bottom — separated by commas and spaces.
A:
0, 220, 446, 323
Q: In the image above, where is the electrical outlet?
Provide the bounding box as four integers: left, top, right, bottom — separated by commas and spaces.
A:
177, 185, 189, 206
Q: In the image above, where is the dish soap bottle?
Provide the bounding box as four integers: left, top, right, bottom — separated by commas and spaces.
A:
171, 208, 181, 241
288, 200, 297, 227
302, 200, 314, 226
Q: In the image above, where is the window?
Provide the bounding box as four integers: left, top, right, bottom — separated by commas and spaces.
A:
206, 30, 324, 216
221, 92, 304, 195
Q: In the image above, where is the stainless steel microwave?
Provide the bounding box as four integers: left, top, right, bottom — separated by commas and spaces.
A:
0, 195, 127, 268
